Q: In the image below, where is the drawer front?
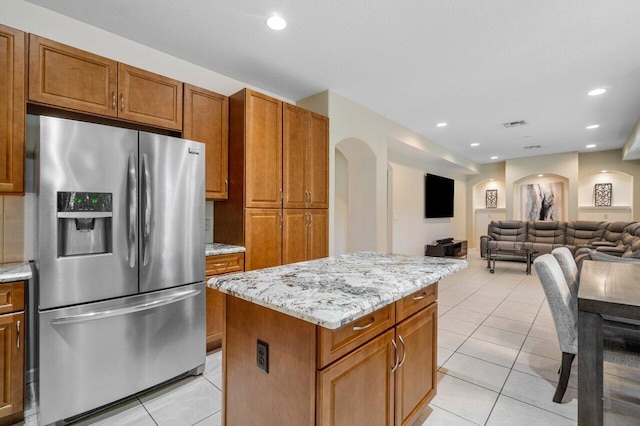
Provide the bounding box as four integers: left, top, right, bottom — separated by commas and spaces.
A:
396, 284, 437, 323
318, 304, 395, 368
0, 282, 25, 315
205, 253, 244, 276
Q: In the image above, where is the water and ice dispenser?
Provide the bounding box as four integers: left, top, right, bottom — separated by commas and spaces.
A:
57, 192, 113, 257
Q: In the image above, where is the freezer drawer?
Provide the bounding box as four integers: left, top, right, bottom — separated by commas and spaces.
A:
38, 282, 205, 425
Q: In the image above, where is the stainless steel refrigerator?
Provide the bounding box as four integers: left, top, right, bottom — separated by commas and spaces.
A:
34, 116, 206, 425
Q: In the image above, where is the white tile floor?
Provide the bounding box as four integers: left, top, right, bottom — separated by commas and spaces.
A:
16, 249, 640, 425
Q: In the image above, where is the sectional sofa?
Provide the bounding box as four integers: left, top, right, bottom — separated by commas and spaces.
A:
480, 220, 640, 266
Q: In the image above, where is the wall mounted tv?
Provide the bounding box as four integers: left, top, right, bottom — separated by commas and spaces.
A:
424, 173, 454, 218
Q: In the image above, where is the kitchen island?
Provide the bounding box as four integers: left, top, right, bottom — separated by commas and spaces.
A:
208, 252, 467, 425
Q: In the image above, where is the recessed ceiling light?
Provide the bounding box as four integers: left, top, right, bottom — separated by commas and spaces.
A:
490, 156, 498, 160
436, 122, 447, 127
586, 144, 596, 148
490, 179, 494, 181
266, 15, 287, 30
538, 174, 543, 177
601, 170, 608, 173
586, 124, 600, 130
470, 143, 480, 147
588, 88, 607, 96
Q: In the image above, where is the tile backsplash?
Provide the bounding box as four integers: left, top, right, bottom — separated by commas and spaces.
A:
1, 194, 35, 263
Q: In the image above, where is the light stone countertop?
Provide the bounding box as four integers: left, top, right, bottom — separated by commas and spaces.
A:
206, 243, 246, 257
0, 262, 32, 283
208, 251, 467, 329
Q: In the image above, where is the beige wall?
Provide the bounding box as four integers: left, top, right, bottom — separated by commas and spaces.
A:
579, 150, 640, 220
505, 152, 579, 220
389, 152, 467, 256
299, 91, 478, 255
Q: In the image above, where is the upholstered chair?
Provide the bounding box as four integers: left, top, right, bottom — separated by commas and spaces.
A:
533, 254, 640, 403
551, 247, 579, 300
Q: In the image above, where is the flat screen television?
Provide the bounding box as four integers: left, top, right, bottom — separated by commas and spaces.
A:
425, 173, 454, 218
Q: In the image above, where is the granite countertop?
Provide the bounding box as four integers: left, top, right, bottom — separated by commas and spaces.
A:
0, 262, 32, 283
208, 251, 467, 329
206, 243, 246, 257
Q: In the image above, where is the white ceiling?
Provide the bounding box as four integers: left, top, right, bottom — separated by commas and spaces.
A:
27, 0, 640, 165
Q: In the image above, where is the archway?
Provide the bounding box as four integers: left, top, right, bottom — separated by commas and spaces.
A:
335, 138, 377, 254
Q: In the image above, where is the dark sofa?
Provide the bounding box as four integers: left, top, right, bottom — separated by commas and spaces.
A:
480, 220, 640, 265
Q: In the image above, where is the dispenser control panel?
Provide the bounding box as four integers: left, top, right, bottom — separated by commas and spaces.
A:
58, 192, 112, 213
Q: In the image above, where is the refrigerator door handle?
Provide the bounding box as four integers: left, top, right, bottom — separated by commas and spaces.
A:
50, 289, 201, 325
127, 153, 138, 268
142, 153, 152, 266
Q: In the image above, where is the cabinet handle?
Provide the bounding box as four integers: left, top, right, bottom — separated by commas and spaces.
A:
212, 261, 230, 268
308, 190, 312, 205
120, 93, 125, 112
352, 317, 374, 331
412, 292, 428, 301
280, 188, 283, 202
225, 180, 229, 194
279, 212, 283, 229
16, 320, 20, 349
398, 335, 406, 367
112, 91, 116, 110
391, 339, 399, 372
306, 212, 311, 227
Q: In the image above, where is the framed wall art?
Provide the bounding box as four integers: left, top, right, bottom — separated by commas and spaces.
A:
594, 183, 612, 207
485, 189, 497, 209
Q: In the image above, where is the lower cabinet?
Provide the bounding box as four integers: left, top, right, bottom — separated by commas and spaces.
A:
318, 302, 437, 426
244, 209, 282, 271
223, 284, 438, 425
0, 281, 25, 424
317, 329, 396, 425
205, 253, 244, 351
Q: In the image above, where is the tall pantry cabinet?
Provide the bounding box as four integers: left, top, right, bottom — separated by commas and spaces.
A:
214, 89, 328, 271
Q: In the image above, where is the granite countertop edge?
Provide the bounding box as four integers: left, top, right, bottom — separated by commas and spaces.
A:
0, 262, 33, 283
208, 252, 467, 329
205, 243, 246, 257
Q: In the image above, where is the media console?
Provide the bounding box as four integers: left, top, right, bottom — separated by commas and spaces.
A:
425, 240, 467, 258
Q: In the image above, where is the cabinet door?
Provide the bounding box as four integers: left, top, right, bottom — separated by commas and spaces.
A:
205, 286, 224, 349
184, 84, 229, 199
308, 209, 328, 260
244, 209, 282, 271
307, 112, 329, 209
28, 35, 117, 117
0, 312, 23, 419
283, 209, 307, 265
0, 25, 25, 194
394, 304, 437, 426
283, 104, 307, 208
118, 63, 183, 130
244, 90, 282, 208
317, 328, 395, 426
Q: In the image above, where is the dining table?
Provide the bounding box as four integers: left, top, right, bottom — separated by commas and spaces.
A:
577, 260, 640, 426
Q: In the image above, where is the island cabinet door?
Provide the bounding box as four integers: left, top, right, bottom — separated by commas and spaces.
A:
317, 328, 396, 426
394, 303, 438, 426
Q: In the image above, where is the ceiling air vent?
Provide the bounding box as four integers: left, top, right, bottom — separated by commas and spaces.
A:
503, 120, 527, 128
524, 145, 541, 150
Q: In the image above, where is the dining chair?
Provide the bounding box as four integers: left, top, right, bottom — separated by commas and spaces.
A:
533, 254, 640, 403
551, 247, 579, 299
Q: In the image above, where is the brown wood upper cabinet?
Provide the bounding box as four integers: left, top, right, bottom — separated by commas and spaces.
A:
183, 84, 229, 199
0, 25, 26, 195
241, 89, 283, 208
283, 104, 329, 209
28, 35, 183, 130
